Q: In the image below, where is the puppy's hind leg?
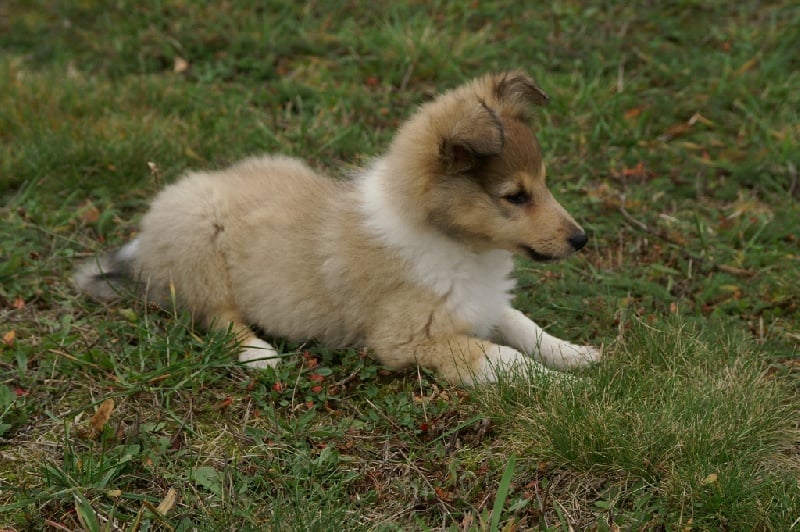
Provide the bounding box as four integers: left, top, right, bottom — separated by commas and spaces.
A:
206, 308, 281, 369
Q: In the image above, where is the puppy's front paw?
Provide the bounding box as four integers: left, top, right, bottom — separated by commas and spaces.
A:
549, 343, 602, 370
238, 339, 280, 369
576, 345, 602, 365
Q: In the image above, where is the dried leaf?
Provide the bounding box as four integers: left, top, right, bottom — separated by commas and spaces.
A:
156, 488, 177, 515
12, 297, 25, 309
77, 200, 100, 224
621, 161, 648, 179
89, 398, 115, 437
2, 330, 15, 347
303, 352, 319, 368
174, 56, 189, 73
701, 472, 718, 485
663, 122, 691, 139
217, 396, 233, 410
434, 486, 453, 502
624, 107, 644, 119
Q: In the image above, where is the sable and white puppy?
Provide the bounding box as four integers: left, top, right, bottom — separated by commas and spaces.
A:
75, 71, 600, 385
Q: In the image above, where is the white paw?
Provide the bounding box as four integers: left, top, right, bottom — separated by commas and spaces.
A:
550, 343, 602, 369
238, 339, 280, 369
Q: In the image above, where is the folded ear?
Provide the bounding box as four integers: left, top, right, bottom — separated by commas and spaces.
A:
439, 100, 504, 173
494, 71, 548, 110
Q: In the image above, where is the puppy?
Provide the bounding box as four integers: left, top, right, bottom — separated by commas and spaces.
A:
75, 71, 600, 385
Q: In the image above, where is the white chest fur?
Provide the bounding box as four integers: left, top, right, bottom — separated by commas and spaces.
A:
359, 162, 515, 337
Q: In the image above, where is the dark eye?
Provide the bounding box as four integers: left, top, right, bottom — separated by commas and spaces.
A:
503, 191, 530, 205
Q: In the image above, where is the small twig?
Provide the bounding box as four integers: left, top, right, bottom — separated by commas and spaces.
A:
332, 349, 370, 390
618, 195, 651, 233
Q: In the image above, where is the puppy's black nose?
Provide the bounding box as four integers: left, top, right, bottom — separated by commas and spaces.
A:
568, 232, 588, 251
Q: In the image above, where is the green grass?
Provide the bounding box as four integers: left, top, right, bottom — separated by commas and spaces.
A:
1, 1, 799, 529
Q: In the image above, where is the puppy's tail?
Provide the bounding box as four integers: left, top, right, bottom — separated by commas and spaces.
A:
73, 239, 140, 302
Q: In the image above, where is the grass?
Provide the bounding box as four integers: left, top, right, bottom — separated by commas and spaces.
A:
1, 1, 799, 529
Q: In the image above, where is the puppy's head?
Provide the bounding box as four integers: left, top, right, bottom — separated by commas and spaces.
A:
390, 71, 587, 261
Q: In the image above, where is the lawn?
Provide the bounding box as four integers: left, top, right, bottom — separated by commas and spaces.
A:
1, 1, 799, 529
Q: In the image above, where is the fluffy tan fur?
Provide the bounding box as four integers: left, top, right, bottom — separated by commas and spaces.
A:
75, 71, 600, 385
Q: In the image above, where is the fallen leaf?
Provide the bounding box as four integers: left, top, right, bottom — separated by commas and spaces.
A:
217, 396, 233, 410
701, 472, 718, 485
434, 486, 452, 502
624, 107, 644, 119
77, 200, 100, 224
663, 122, 692, 139
2, 330, 15, 347
621, 161, 648, 179
89, 398, 115, 437
174, 56, 189, 73
156, 488, 177, 515
107, 489, 121, 498
12, 297, 25, 309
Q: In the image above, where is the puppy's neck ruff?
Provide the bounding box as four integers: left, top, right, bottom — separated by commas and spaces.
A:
358, 161, 515, 336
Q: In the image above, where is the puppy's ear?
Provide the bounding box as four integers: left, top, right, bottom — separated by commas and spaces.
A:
440, 100, 504, 173
494, 72, 548, 110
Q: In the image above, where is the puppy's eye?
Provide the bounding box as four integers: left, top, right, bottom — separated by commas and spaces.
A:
503, 191, 530, 205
